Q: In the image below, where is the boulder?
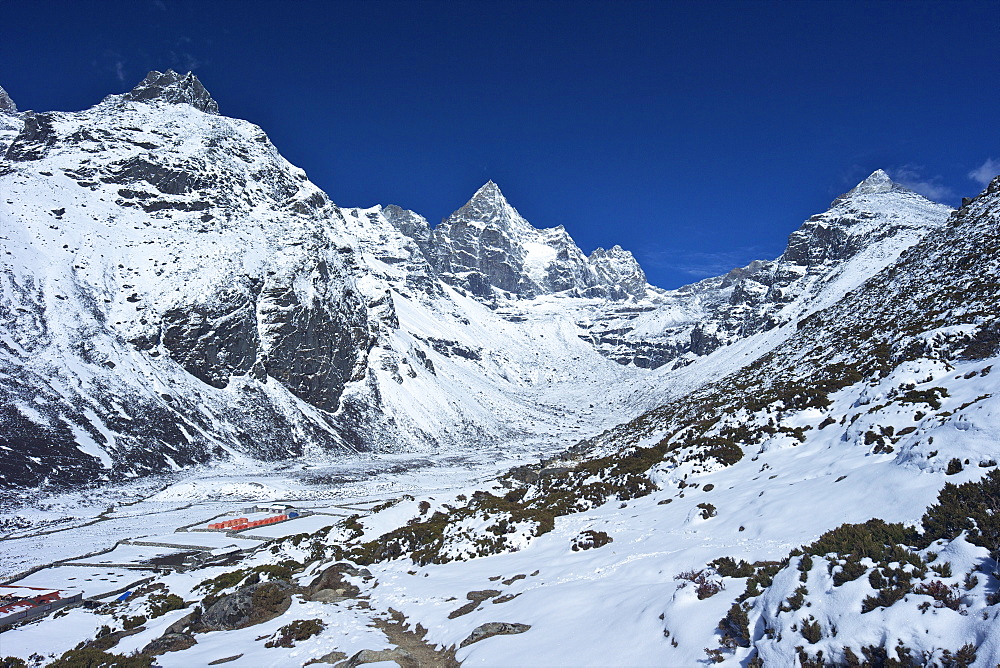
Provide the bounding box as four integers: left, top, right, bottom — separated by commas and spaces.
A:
141, 632, 196, 656
304, 563, 366, 602
200, 580, 295, 630
460, 622, 531, 648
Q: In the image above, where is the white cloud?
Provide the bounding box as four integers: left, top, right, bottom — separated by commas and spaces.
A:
114, 61, 126, 84
889, 165, 955, 202
968, 158, 1000, 187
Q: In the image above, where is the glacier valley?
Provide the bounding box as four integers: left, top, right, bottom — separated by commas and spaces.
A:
1, 72, 999, 667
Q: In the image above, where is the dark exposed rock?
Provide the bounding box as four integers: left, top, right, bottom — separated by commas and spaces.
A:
421, 336, 482, 361
304, 563, 366, 602
0, 85, 16, 114
160, 288, 261, 389
341, 647, 413, 667
164, 612, 198, 636
308, 650, 348, 665
119, 69, 219, 114
459, 621, 531, 647
690, 323, 725, 357
5, 112, 58, 161
102, 155, 219, 195
140, 632, 196, 656
199, 580, 296, 631
383, 204, 434, 261
448, 589, 502, 618
256, 264, 371, 413
571, 529, 613, 551
467, 589, 502, 601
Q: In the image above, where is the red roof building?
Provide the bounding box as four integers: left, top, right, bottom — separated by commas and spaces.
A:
0, 585, 83, 628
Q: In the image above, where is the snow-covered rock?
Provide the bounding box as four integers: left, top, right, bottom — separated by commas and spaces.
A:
0, 85, 16, 115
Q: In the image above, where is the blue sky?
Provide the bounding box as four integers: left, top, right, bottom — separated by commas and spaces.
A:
2, 0, 997, 288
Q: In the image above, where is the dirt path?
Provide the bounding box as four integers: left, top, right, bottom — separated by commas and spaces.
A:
367, 608, 460, 668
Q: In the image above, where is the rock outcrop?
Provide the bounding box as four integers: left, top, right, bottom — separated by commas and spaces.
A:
0, 85, 16, 115
198, 580, 296, 631
116, 69, 220, 114
460, 621, 531, 647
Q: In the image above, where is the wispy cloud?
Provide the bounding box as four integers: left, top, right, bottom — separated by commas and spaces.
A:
968, 158, 1000, 187
640, 245, 778, 279
97, 50, 128, 85
169, 37, 204, 72
888, 165, 955, 202
839, 164, 874, 190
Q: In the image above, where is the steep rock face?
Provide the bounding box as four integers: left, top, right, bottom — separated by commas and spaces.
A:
430, 181, 547, 297
382, 204, 433, 261
0, 85, 16, 114
426, 181, 656, 300
4, 112, 59, 162
0, 87, 21, 157
0, 72, 378, 486
588, 245, 648, 300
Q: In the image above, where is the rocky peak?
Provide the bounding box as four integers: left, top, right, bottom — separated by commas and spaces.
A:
426, 183, 666, 301
831, 169, 917, 207
382, 203, 434, 260
445, 180, 531, 234
783, 169, 952, 267
590, 244, 634, 262
589, 245, 649, 299
589, 245, 644, 280
849, 168, 894, 194
119, 69, 219, 115
0, 85, 16, 114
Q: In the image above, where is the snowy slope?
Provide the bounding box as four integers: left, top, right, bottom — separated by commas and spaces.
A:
8, 230, 1000, 666
0, 71, 956, 498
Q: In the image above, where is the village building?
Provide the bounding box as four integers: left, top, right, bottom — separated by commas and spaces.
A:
0, 586, 83, 627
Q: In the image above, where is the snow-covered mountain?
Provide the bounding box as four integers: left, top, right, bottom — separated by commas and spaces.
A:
0, 72, 653, 489
6, 178, 997, 666
579, 169, 953, 369
423, 180, 655, 300
3, 71, 999, 668
0, 71, 954, 492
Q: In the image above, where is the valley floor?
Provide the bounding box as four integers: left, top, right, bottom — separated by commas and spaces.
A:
3, 353, 1000, 666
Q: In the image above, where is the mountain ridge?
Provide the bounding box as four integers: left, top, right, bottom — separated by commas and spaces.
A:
0, 72, 962, 491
